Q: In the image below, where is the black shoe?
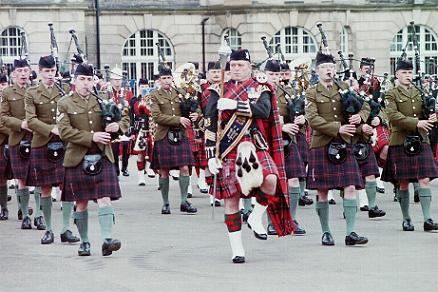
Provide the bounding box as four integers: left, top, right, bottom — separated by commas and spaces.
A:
232, 256, 245, 264
376, 186, 385, 194
34, 216, 46, 230
7, 195, 11, 201
402, 219, 415, 231
0, 207, 8, 220
321, 232, 334, 246
78, 242, 91, 256
360, 205, 369, 212
172, 176, 179, 181
9, 184, 15, 190
198, 186, 209, 194
328, 199, 336, 205
21, 216, 32, 229
345, 232, 368, 246
247, 223, 267, 240
102, 238, 121, 256
423, 218, 438, 232
210, 200, 221, 207
242, 211, 252, 223
368, 206, 386, 218
393, 195, 398, 202
161, 204, 171, 215
180, 201, 197, 213
414, 190, 420, 203
292, 220, 306, 236
18, 207, 33, 221
299, 195, 313, 206
60, 230, 80, 243
41, 230, 54, 244
122, 170, 129, 177
267, 224, 277, 235
187, 193, 192, 198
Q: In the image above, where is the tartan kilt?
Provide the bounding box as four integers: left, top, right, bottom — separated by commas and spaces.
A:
356, 144, 380, 179
0, 144, 13, 180
296, 132, 309, 164
284, 142, 306, 179
27, 145, 65, 187
382, 144, 438, 183
193, 144, 207, 169
209, 150, 279, 200
61, 156, 121, 202
150, 136, 195, 170
307, 144, 364, 190
9, 144, 30, 180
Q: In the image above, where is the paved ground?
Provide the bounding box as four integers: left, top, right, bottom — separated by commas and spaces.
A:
1, 159, 438, 292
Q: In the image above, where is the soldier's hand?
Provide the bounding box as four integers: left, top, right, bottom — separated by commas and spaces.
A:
189, 112, 199, 122
93, 132, 111, 144
371, 117, 380, 127
362, 124, 373, 136
105, 122, 120, 133
180, 117, 191, 128
417, 120, 434, 132
217, 98, 237, 111
294, 115, 306, 125
349, 114, 361, 125
51, 126, 59, 136
21, 120, 31, 132
282, 123, 299, 135
429, 113, 437, 123
339, 124, 356, 136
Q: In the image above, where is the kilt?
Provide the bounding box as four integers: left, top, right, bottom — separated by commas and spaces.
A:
129, 132, 153, 159
382, 144, 438, 183
209, 150, 279, 200
27, 145, 64, 187
61, 156, 121, 202
0, 144, 12, 180
284, 143, 306, 179
356, 144, 380, 179
296, 132, 309, 164
150, 136, 195, 170
307, 144, 364, 190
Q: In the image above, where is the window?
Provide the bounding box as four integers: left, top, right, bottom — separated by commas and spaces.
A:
389, 25, 438, 76
0, 26, 24, 69
269, 26, 317, 63
222, 28, 242, 51
121, 29, 174, 81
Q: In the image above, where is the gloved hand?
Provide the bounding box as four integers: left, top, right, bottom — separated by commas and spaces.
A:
208, 158, 222, 175
217, 98, 237, 111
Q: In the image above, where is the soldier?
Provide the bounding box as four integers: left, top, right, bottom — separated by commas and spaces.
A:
25, 55, 80, 244
305, 52, 369, 246
57, 63, 129, 256
382, 59, 438, 232
0, 59, 43, 229
205, 49, 292, 263
150, 66, 198, 215
0, 73, 11, 220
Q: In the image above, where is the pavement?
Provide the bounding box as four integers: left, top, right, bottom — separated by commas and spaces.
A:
1, 158, 438, 292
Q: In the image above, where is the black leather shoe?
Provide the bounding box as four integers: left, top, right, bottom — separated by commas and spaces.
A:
321, 232, 334, 246
292, 220, 306, 236
299, 195, 313, 206
187, 193, 192, 198
21, 216, 32, 229
34, 216, 46, 230
402, 219, 415, 231
210, 200, 221, 207
393, 195, 398, 202
232, 256, 245, 264
198, 186, 209, 194
0, 207, 8, 220
18, 207, 33, 220
7, 195, 11, 201
41, 230, 54, 244
267, 224, 277, 235
122, 170, 130, 177
360, 205, 369, 212
247, 223, 267, 240
60, 230, 80, 243
328, 199, 336, 205
242, 211, 251, 223
161, 204, 171, 215
345, 232, 368, 246
376, 186, 385, 194
368, 206, 386, 218
78, 242, 91, 256
424, 218, 438, 232
180, 201, 197, 213
414, 190, 420, 203
102, 238, 121, 256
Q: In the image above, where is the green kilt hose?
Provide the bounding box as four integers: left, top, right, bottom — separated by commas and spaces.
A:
27, 145, 64, 187
284, 142, 307, 179
150, 136, 195, 170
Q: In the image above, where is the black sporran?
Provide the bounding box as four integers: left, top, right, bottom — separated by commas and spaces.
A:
168, 128, 182, 145
82, 154, 103, 176
19, 140, 31, 159
327, 141, 347, 164
403, 135, 422, 156
47, 142, 65, 162
353, 143, 370, 161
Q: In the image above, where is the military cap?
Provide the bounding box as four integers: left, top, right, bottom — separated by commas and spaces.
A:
38, 55, 56, 68
159, 65, 172, 77
264, 60, 280, 72
13, 59, 29, 69
315, 52, 336, 67
138, 78, 149, 85
230, 49, 251, 62
207, 61, 221, 71
75, 63, 94, 76
396, 59, 413, 71
280, 63, 290, 71
0, 74, 8, 84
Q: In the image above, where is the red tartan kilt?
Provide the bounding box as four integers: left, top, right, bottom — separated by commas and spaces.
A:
209, 150, 278, 200
307, 144, 364, 190
61, 156, 121, 202
187, 127, 196, 151
372, 125, 390, 155
296, 132, 309, 164
27, 146, 64, 186
150, 136, 195, 170
0, 143, 13, 180
284, 142, 306, 179
382, 144, 438, 183
356, 144, 380, 179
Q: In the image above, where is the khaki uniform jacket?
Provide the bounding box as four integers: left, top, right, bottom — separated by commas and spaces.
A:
385, 85, 429, 146
25, 83, 70, 148
57, 92, 129, 167
150, 87, 201, 142
0, 84, 29, 146
276, 86, 297, 144
305, 82, 370, 149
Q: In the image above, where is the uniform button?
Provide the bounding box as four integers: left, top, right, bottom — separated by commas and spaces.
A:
89, 111, 92, 114
399, 100, 403, 102
412, 100, 415, 103
172, 114, 175, 117
91, 130, 94, 133
413, 106, 415, 109
52, 117, 56, 120
89, 121, 93, 124
74, 112, 77, 115
334, 115, 338, 118
40, 102, 43, 104
332, 100, 336, 103
171, 102, 173, 105
51, 109, 55, 112
51, 101, 55, 104
414, 114, 417, 117
172, 108, 174, 111
333, 107, 336, 110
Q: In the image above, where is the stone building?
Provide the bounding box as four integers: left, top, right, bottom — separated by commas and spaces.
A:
0, 0, 437, 81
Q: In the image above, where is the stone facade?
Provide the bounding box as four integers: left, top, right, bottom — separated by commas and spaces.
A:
0, 0, 437, 77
